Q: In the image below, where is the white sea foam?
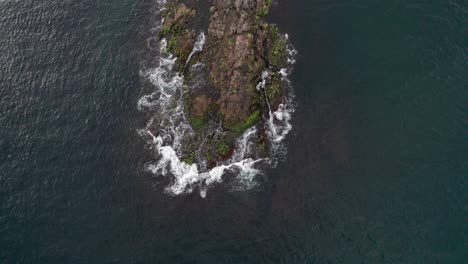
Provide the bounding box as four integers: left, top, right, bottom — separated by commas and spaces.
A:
267, 103, 293, 143
256, 70, 270, 91
141, 128, 263, 198
256, 42, 297, 154
229, 126, 258, 161
185, 32, 205, 68
138, 21, 297, 197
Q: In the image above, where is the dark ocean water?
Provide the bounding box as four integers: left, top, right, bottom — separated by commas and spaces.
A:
1, 0, 466, 263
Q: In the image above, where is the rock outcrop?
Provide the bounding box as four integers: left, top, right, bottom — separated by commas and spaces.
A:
159, 0, 289, 163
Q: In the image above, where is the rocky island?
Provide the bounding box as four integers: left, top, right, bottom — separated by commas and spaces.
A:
155, 0, 292, 168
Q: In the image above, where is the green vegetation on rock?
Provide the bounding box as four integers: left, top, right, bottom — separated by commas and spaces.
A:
267, 74, 283, 100
158, 2, 197, 73
182, 152, 195, 165
258, 0, 272, 16
229, 110, 261, 134
267, 25, 287, 67
156, 0, 291, 162
189, 115, 205, 129
215, 141, 230, 156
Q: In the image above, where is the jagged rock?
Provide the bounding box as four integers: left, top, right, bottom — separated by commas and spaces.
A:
202, 0, 273, 127
161, 2, 196, 34
160, 0, 288, 161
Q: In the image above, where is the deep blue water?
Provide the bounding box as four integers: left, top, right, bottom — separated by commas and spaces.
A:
1, 0, 467, 263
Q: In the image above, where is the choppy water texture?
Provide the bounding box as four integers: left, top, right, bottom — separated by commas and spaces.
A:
1, 0, 467, 263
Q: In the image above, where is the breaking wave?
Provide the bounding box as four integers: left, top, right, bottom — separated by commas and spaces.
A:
138, 3, 297, 197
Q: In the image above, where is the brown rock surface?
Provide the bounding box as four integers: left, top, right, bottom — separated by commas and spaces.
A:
202, 0, 271, 127
160, 0, 289, 161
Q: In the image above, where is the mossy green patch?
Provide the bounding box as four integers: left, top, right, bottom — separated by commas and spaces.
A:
164, 32, 193, 73
258, 0, 272, 16
267, 25, 286, 67
159, 2, 194, 38
189, 115, 205, 129
182, 152, 195, 164
267, 75, 283, 100
229, 110, 261, 134
253, 90, 266, 108
215, 141, 230, 156
166, 35, 177, 53
160, 25, 171, 38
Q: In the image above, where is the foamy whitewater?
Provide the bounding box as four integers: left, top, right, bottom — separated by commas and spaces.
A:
138, 2, 297, 197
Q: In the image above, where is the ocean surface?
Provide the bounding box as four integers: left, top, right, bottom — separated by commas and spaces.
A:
1, 0, 467, 263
